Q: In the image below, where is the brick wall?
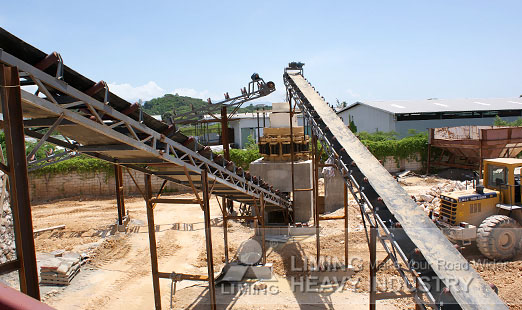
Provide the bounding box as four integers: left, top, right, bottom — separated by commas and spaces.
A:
382, 153, 423, 173
28, 170, 185, 203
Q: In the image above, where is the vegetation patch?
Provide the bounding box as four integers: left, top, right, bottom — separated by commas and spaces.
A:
30, 155, 113, 176
358, 130, 428, 162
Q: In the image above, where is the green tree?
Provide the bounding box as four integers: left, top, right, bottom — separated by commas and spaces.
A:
348, 115, 357, 133
228, 135, 261, 170
494, 115, 522, 127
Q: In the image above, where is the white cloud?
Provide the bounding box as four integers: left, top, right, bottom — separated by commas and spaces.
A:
252, 88, 286, 103
346, 88, 361, 98
108, 81, 165, 102
172, 88, 210, 100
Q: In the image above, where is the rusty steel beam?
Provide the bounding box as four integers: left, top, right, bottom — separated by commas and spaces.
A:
344, 182, 349, 267
221, 106, 230, 161
222, 196, 229, 263
114, 165, 125, 226
369, 226, 377, 310
260, 194, 266, 265
288, 99, 296, 225
312, 130, 320, 266
144, 174, 161, 310
0, 64, 40, 300
201, 169, 217, 310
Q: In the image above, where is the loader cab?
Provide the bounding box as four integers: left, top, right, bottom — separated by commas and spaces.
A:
483, 158, 522, 205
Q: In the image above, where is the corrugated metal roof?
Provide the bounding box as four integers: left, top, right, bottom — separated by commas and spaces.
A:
338, 97, 522, 114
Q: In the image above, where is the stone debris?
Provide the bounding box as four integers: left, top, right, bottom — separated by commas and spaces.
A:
39, 252, 82, 286
253, 281, 267, 290
415, 180, 470, 215
0, 172, 15, 265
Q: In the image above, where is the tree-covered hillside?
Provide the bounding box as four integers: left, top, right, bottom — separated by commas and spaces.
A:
142, 94, 207, 116
142, 93, 270, 121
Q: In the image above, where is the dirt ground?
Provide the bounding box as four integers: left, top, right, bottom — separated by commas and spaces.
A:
1, 174, 520, 309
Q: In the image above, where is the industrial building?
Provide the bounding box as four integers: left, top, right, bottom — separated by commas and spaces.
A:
337, 97, 522, 137
201, 111, 306, 148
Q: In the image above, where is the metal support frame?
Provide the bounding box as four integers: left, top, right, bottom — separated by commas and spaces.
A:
0, 64, 40, 299
369, 225, 377, 310
286, 70, 511, 309
167, 77, 274, 126
114, 165, 126, 226
283, 71, 507, 310
0, 29, 292, 308
145, 174, 162, 310
344, 182, 349, 267
221, 196, 229, 263
311, 129, 320, 265
201, 169, 217, 310
288, 99, 296, 225
0, 48, 290, 212
260, 194, 266, 264
144, 171, 217, 310
27, 149, 78, 172
286, 73, 437, 308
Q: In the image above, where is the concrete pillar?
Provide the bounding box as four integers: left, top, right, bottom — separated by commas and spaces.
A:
324, 167, 345, 213
249, 159, 313, 222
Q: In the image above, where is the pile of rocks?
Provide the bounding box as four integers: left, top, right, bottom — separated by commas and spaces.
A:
0, 172, 15, 265
415, 180, 469, 215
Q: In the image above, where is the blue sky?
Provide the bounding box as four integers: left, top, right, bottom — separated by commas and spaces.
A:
2, 1, 521, 105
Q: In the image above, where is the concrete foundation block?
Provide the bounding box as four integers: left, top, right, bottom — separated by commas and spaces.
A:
245, 263, 273, 280
250, 159, 313, 223
324, 169, 345, 213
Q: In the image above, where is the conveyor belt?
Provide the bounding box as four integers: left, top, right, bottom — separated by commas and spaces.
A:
0, 27, 291, 212
285, 70, 507, 310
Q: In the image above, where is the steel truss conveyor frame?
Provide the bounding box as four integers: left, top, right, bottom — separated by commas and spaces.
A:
0, 27, 291, 310
284, 67, 507, 310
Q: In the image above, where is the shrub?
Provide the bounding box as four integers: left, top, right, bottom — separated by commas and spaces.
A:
229, 135, 261, 170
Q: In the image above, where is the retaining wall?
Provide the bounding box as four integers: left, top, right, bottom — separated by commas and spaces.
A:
28, 170, 185, 203
381, 153, 423, 173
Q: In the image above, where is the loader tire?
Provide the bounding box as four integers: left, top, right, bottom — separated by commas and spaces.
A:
477, 215, 521, 260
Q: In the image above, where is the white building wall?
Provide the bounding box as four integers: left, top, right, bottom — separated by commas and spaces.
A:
395, 116, 522, 138
230, 116, 269, 148
337, 105, 395, 133
338, 105, 522, 138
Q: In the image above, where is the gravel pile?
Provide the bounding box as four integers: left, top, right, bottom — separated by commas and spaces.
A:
0, 172, 16, 264
414, 180, 470, 215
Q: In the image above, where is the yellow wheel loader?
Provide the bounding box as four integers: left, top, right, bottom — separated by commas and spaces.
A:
435, 158, 522, 260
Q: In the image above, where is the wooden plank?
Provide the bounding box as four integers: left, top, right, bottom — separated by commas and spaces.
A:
158, 272, 208, 281
33, 225, 65, 234
150, 198, 200, 204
